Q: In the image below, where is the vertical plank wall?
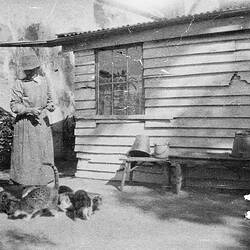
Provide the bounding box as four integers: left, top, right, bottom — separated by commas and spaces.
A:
73, 31, 250, 188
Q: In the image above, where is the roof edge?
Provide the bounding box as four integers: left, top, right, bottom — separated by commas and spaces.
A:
57, 7, 250, 39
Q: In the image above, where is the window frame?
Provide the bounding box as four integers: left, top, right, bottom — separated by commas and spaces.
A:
95, 43, 144, 117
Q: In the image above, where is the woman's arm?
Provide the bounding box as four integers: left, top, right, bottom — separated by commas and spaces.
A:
46, 80, 55, 112
10, 80, 41, 116
10, 80, 27, 114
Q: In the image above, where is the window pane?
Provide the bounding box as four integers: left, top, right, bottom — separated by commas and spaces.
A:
113, 82, 127, 115
99, 84, 112, 115
97, 45, 143, 115
113, 49, 127, 83
127, 46, 143, 115
98, 50, 112, 83
127, 80, 143, 115
128, 46, 143, 82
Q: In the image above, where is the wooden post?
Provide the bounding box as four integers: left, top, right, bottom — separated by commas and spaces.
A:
120, 161, 129, 191
174, 163, 182, 194
170, 161, 183, 194
162, 162, 170, 189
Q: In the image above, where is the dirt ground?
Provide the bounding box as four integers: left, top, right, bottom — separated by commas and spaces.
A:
0, 162, 249, 250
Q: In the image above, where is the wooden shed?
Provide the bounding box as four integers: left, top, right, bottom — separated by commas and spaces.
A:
58, 7, 250, 188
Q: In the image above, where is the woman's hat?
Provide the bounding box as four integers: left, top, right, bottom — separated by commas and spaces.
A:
20, 49, 40, 70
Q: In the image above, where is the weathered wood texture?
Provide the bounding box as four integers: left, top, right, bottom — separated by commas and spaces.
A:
72, 31, 250, 188
73, 50, 96, 122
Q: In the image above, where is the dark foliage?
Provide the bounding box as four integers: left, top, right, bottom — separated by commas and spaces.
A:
0, 108, 14, 168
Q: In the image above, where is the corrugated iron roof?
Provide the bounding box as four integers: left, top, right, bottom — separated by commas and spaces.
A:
57, 6, 250, 39
1, 6, 250, 48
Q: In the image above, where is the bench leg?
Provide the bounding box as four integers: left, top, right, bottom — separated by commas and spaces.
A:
174, 163, 182, 194
120, 162, 129, 191
129, 169, 133, 182
162, 162, 171, 189
170, 162, 183, 194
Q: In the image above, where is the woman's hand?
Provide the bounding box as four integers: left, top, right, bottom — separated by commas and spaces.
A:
26, 107, 42, 117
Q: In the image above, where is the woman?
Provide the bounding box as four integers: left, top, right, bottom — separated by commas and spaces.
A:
10, 49, 55, 186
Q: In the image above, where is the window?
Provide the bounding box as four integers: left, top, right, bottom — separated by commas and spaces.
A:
96, 45, 144, 115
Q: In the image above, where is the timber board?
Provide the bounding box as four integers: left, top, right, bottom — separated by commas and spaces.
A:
145, 117, 250, 129
144, 61, 250, 77
145, 106, 250, 119
75, 81, 95, 89
75, 64, 95, 75
75, 126, 238, 137
75, 100, 96, 110
144, 73, 233, 88
143, 32, 250, 49
145, 80, 250, 99
77, 160, 120, 173
74, 88, 95, 100
75, 170, 118, 180
75, 109, 96, 118
75, 74, 95, 82
143, 52, 237, 68
143, 40, 236, 58
74, 50, 94, 57
145, 96, 250, 107
75, 120, 96, 128
75, 136, 233, 149
76, 153, 126, 164
75, 54, 95, 66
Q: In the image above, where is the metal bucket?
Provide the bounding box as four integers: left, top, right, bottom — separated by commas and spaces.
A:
128, 135, 150, 157
231, 130, 250, 158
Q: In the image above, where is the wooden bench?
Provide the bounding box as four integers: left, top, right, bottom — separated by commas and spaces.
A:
119, 157, 182, 193
168, 152, 250, 170
120, 152, 250, 193
169, 152, 250, 188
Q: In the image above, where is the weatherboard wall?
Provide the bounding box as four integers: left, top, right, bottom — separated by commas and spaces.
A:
71, 30, 250, 188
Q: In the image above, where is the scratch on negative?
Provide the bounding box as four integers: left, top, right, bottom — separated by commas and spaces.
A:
176, 15, 195, 46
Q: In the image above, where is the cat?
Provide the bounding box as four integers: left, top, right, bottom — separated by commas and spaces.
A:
0, 191, 19, 214
7, 163, 59, 220
58, 185, 74, 194
21, 179, 72, 199
58, 192, 74, 212
67, 190, 102, 220
58, 186, 74, 212
91, 194, 102, 214
22, 186, 39, 198
67, 189, 92, 220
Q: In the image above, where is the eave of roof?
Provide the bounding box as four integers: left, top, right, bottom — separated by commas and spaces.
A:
1, 6, 250, 48
0, 40, 58, 48
56, 6, 250, 41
